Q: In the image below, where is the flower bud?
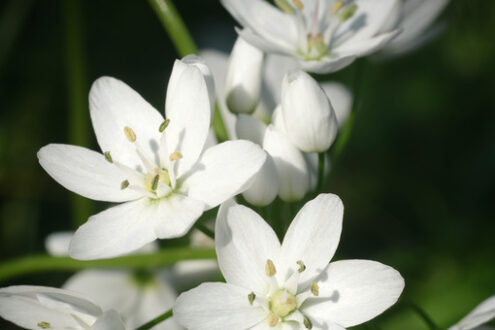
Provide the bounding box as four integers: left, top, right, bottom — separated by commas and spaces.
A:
320, 82, 352, 128
225, 37, 264, 114
181, 55, 216, 118
281, 70, 338, 153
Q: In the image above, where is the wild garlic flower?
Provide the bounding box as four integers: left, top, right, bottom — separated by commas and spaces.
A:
449, 296, 495, 330
0, 286, 126, 329
174, 194, 405, 329
220, 0, 401, 73
38, 57, 266, 260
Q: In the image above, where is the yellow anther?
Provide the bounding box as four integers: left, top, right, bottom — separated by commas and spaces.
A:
296, 260, 306, 273
104, 151, 113, 163
159, 119, 170, 133
265, 259, 277, 277
248, 292, 256, 305
268, 313, 279, 327
37, 322, 51, 329
333, 0, 343, 13
339, 4, 358, 22
292, 0, 303, 11
151, 174, 160, 191
121, 180, 130, 190
310, 282, 319, 296
124, 126, 136, 142
303, 315, 313, 329
169, 151, 182, 161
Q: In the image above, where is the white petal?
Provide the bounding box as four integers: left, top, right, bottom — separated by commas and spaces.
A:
321, 82, 353, 128
278, 194, 343, 287
0, 285, 101, 330
174, 282, 267, 330
38, 144, 142, 202
165, 59, 211, 179
271, 105, 287, 135
303, 260, 404, 327
69, 199, 157, 260
45, 231, 73, 257
263, 125, 310, 202
153, 194, 205, 239
237, 27, 297, 57
226, 37, 264, 114
91, 310, 126, 330
182, 140, 266, 209
221, 0, 299, 51
281, 70, 338, 153
449, 296, 495, 330
242, 154, 279, 207
298, 54, 357, 74
89, 77, 164, 170
335, 30, 402, 57
182, 55, 216, 118
236, 114, 267, 146
216, 201, 280, 294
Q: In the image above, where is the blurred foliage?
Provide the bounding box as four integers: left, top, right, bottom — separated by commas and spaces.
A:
0, 0, 494, 329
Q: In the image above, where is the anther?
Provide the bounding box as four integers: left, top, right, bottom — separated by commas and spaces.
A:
37, 322, 51, 329
121, 180, 130, 190
248, 292, 256, 305
159, 119, 170, 133
303, 315, 313, 329
274, 0, 294, 14
104, 151, 113, 163
333, 0, 343, 13
151, 174, 159, 191
310, 282, 319, 296
124, 126, 136, 142
265, 259, 277, 277
268, 313, 279, 327
169, 151, 182, 161
296, 260, 306, 273
339, 4, 357, 22
292, 0, 303, 11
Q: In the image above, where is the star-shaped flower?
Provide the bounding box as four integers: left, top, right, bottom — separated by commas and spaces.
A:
38, 56, 266, 260
174, 193, 405, 329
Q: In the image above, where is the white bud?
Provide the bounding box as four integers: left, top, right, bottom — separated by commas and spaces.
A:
182, 55, 216, 118
263, 125, 310, 202
281, 70, 338, 153
225, 37, 264, 114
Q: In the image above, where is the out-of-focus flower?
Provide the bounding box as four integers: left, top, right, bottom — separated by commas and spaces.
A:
174, 194, 405, 330
449, 296, 495, 330
381, 0, 450, 57
225, 37, 264, 114
0, 285, 126, 329
220, 0, 401, 73
38, 57, 266, 260
281, 69, 339, 153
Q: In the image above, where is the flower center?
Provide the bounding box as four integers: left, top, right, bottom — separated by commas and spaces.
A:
270, 289, 297, 318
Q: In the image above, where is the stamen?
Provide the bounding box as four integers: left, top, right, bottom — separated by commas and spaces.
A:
310, 282, 319, 296
159, 119, 170, 133
104, 151, 113, 163
124, 126, 136, 142
265, 259, 277, 277
121, 180, 130, 190
151, 174, 160, 191
333, 0, 343, 13
268, 313, 279, 327
37, 322, 51, 329
339, 4, 357, 22
248, 292, 256, 305
303, 315, 313, 329
296, 260, 306, 273
274, 0, 294, 14
292, 0, 303, 11
169, 151, 182, 161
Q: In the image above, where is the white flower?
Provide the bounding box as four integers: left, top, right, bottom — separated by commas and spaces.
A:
449, 296, 495, 330
0, 285, 126, 329
225, 37, 265, 114
220, 0, 401, 73
281, 69, 339, 153
38, 57, 266, 260
381, 0, 450, 57
174, 194, 405, 330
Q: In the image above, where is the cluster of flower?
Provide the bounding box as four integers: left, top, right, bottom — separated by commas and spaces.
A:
1, 0, 494, 329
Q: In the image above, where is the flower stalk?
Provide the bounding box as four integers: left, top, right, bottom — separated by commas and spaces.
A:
135, 309, 173, 330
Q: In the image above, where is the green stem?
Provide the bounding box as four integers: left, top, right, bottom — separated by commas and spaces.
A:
62, 0, 92, 228
135, 309, 173, 330
148, 0, 197, 56
316, 152, 325, 192
0, 247, 215, 283
148, 0, 229, 142
194, 222, 215, 239
406, 302, 439, 330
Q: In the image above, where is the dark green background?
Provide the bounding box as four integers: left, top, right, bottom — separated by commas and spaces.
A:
0, 0, 493, 329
